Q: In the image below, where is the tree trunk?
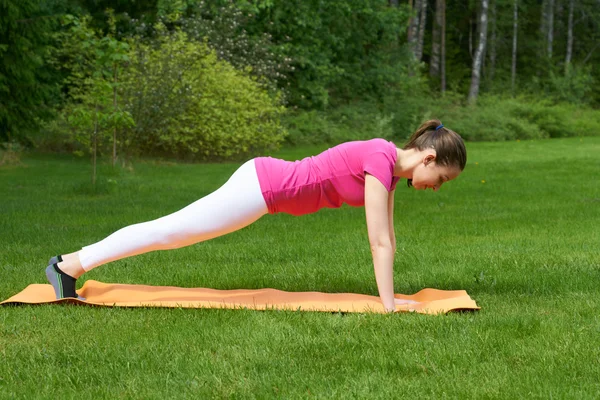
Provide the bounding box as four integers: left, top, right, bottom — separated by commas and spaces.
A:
540, 0, 548, 61
582, 43, 600, 64
92, 103, 98, 187
547, 0, 554, 58
408, 0, 420, 55
489, 0, 497, 84
415, 0, 428, 61
389, 0, 399, 6
469, 17, 473, 60
441, 0, 446, 92
565, 0, 574, 67
112, 65, 118, 168
555, 0, 564, 39
430, 0, 442, 78
512, 0, 518, 94
468, 0, 489, 104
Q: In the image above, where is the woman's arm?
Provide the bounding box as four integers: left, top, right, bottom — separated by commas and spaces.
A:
365, 174, 396, 312
388, 189, 396, 253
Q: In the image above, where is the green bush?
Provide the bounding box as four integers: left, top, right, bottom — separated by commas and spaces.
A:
286, 94, 600, 145
282, 102, 394, 145
0, 141, 25, 166
120, 25, 287, 160
391, 94, 600, 142
438, 96, 546, 141
526, 64, 596, 106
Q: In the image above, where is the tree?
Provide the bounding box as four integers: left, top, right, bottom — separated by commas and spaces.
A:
407, 0, 421, 59
51, 14, 133, 186
547, 0, 555, 58
468, 0, 489, 104
440, 0, 446, 92
415, 0, 428, 61
430, 0, 447, 93
430, 0, 442, 78
488, 0, 497, 84
0, 0, 63, 142
565, 0, 574, 68
512, 0, 519, 94
540, 0, 555, 59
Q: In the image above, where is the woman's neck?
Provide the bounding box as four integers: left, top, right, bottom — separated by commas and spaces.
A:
394, 148, 421, 179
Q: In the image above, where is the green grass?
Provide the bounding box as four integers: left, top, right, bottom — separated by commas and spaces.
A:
1, 137, 599, 399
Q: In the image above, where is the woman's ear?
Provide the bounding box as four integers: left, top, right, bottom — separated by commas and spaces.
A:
423, 153, 436, 166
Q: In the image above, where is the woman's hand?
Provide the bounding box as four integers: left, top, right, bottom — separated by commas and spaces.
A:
385, 298, 421, 313
383, 299, 420, 313
394, 298, 419, 307
392, 298, 420, 312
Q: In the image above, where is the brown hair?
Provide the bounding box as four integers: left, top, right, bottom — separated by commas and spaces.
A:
403, 119, 467, 187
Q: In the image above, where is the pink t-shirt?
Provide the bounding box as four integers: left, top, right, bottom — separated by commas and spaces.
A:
255, 138, 400, 216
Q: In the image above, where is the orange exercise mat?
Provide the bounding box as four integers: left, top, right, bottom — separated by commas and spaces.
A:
0, 280, 480, 314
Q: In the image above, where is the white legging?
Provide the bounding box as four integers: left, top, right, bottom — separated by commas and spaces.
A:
78, 159, 268, 271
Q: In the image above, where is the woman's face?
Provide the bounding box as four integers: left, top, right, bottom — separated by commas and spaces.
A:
411, 157, 461, 192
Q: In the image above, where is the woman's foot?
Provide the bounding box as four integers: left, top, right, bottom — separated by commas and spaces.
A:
45, 253, 86, 300
47, 255, 62, 266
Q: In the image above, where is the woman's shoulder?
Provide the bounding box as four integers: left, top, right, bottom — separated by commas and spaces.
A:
349, 138, 396, 152
322, 138, 396, 159
338, 138, 393, 146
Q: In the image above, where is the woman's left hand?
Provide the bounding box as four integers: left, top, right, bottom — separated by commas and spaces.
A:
394, 298, 419, 308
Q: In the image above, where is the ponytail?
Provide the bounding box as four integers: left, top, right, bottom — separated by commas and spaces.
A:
403, 119, 467, 171
404, 120, 443, 149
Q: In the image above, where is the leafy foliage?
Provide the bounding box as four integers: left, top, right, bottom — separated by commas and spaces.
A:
120, 24, 286, 160
175, 1, 292, 98
0, 0, 64, 142
283, 93, 600, 145
398, 94, 600, 142
4, 0, 600, 151
245, 0, 412, 108
283, 102, 395, 145
49, 13, 134, 164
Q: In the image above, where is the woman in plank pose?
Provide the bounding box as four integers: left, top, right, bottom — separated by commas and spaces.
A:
46, 119, 466, 312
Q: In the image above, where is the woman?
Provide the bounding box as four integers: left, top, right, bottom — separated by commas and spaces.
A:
46, 119, 466, 312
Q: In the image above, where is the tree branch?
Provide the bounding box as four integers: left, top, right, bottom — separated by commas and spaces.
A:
583, 42, 600, 64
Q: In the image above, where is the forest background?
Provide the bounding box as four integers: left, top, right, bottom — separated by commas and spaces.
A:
1, 0, 600, 169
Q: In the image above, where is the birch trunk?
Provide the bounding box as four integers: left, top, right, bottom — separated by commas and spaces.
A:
540, 0, 548, 61
430, 0, 442, 78
408, 0, 420, 56
441, 0, 446, 92
547, 0, 555, 58
415, 0, 428, 61
468, 0, 489, 104
565, 0, 574, 67
489, 0, 497, 83
512, 0, 518, 94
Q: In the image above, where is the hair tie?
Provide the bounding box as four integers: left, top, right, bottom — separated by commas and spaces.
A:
435, 124, 444, 131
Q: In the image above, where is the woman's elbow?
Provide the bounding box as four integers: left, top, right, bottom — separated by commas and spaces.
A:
369, 240, 394, 253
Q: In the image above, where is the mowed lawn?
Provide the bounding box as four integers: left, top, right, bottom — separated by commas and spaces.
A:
1, 137, 599, 399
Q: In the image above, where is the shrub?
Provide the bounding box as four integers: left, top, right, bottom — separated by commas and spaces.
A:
176, 1, 292, 99
392, 94, 599, 142
438, 96, 546, 141
120, 25, 287, 160
527, 64, 595, 106
0, 141, 24, 166
286, 94, 600, 145
283, 102, 394, 145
